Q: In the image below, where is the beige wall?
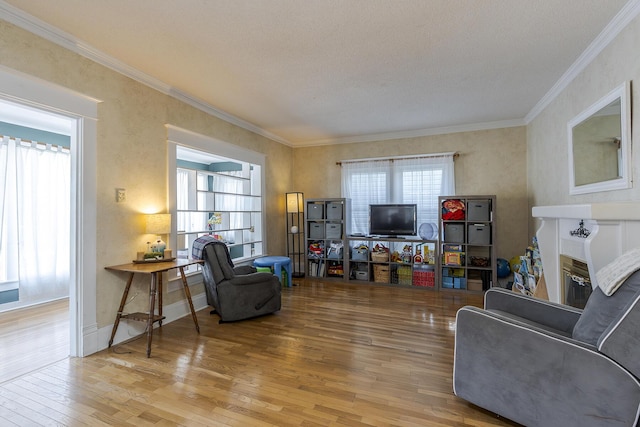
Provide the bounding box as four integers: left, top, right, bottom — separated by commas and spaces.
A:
0, 20, 293, 327
294, 126, 529, 261
527, 14, 640, 231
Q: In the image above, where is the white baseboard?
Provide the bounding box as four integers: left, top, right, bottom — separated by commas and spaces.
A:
93, 291, 208, 355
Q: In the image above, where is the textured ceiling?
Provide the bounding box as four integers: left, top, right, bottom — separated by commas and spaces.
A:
1, 0, 634, 146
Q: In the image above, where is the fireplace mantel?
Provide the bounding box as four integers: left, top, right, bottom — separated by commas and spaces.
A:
533, 203, 640, 221
532, 203, 640, 304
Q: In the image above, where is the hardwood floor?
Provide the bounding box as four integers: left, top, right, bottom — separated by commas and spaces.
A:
0, 298, 69, 384
0, 280, 518, 426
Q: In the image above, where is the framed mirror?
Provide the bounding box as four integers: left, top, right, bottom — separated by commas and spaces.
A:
568, 81, 632, 195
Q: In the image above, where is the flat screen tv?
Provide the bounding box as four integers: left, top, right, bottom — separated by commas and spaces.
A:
369, 204, 417, 237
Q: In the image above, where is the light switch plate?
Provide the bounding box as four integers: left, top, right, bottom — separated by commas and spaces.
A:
115, 188, 126, 203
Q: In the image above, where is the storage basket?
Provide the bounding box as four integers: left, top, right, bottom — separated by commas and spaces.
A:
371, 251, 389, 262
397, 265, 412, 285
469, 256, 489, 267
354, 270, 369, 281
373, 264, 390, 283
352, 247, 369, 261
325, 223, 342, 239
413, 265, 435, 288
326, 202, 344, 220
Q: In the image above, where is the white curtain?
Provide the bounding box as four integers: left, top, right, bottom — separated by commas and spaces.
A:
0, 136, 70, 310
341, 153, 455, 235
341, 160, 389, 235
394, 155, 455, 225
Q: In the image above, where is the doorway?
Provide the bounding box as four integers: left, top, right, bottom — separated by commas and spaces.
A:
1, 66, 99, 359
0, 99, 74, 380
0, 101, 73, 311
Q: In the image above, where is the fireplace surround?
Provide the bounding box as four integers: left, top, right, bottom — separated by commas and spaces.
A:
532, 203, 640, 304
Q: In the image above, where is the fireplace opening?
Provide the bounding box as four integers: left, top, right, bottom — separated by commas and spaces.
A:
560, 255, 592, 309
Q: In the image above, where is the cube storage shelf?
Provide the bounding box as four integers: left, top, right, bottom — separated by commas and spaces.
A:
438, 195, 496, 292
346, 237, 438, 289
305, 198, 350, 279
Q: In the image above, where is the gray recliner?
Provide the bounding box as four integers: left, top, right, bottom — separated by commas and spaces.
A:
201, 241, 281, 322
454, 271, 640, 427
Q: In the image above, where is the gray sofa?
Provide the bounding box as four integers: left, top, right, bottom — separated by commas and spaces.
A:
201, 240, 281, 322
454, 271, 640, 426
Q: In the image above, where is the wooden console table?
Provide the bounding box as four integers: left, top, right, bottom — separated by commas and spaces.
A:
105, 258, 202, 357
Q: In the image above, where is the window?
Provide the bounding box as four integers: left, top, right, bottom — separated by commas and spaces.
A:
168, 126, 265, 277
341, 154, 455, 235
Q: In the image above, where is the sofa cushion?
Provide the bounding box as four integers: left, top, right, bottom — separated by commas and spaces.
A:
572, 270, 640, 346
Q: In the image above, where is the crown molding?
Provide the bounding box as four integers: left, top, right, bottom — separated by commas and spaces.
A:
0, 1, 291, 147
525, 0, 640, 124
293, 118, 526, 147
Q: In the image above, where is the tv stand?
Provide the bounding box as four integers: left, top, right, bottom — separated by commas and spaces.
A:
346, 236, 438, 288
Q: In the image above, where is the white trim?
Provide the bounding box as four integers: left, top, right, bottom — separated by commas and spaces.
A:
73, 115, 99, 357
0, 65, 99, 116
0, 2, 290, 147
525, 0, 640, 124
0, 65, 100, 357
98, 290, 208, 349
166, 125, 268, 258
166, 125, 266, 166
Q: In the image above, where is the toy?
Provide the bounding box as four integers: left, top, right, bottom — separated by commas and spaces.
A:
496, 258, 511, 278
442, 199, 465, 220
402, 244, 413, 263
413, 245, 423, 264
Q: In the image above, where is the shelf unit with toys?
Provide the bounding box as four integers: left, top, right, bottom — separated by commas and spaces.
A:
438, 195, 497, 292
305, 198, 350, 280
346, 237, 439, 289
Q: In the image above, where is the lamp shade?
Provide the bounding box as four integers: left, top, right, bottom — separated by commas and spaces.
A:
286, 192, 304, 213
146, 213, 171, 235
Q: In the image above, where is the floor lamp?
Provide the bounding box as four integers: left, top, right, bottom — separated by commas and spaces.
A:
286, 192, 305, 278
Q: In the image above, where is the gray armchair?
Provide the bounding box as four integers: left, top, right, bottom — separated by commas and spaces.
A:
453, 271, 640, 427
201, 240, 281, 322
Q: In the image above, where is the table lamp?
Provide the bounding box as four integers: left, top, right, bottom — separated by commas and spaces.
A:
146, 213, 172, 258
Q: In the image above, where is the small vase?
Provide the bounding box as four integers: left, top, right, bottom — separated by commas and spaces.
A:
151, 237, 167, 254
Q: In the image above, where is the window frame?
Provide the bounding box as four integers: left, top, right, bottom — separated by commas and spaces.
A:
167, 125, 266, 287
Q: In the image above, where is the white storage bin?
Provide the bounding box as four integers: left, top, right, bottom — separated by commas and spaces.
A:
355, 270, 369, 281
309, 223, 324, 239
325, 223, 342, 239
307, 203, 324, 219
467, 199, 491, 221
326, 202, 343, 220
468, 224, 491, 245
444, 223, 464, 243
